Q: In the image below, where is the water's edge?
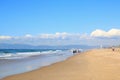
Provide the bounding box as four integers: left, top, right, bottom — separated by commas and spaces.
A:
0, 50, 75, 79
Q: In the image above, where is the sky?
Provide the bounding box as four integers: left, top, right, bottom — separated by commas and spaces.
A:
0, 0, 120, 46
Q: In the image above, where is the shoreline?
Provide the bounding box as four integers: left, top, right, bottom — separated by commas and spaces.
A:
2, 53, 81, 80
1, 53, 77, 79
0, 50, 74, 79
3, 48, 120, 80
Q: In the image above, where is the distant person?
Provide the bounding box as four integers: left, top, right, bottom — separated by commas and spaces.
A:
112, 47, 115, 51
77, 49, 81, 53
73, 50, 77, 54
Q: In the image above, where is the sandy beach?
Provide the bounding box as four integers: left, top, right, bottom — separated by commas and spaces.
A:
3, 48, 120, 80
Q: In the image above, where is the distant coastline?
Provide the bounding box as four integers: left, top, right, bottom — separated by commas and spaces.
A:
0, 43, 98, 49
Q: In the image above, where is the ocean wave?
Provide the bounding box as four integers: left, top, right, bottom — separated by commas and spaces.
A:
0, 50, 69, 59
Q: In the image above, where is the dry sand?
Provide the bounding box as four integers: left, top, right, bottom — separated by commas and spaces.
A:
3, 48, 120, 80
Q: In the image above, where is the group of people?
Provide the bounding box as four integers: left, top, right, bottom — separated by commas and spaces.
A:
72, 49, 81, 54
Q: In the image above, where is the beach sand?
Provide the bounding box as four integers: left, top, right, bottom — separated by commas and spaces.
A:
3, 48, 120, 80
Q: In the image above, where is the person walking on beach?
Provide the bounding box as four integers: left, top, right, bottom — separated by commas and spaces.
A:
112, 47, 115, 51
73, 50, 77, 54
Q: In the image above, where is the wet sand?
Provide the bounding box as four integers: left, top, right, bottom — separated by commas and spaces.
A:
3, 48, 120, 80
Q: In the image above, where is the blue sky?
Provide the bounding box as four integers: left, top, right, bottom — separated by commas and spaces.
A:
0, 0, 120, 46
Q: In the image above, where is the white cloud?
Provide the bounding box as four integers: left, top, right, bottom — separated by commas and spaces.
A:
91, 29, 120, 38
0, 36, 12, 40
24, 34, 33, 38
39, 32, 78, 39
108, 29, 120, 37
52, 32, 88, 40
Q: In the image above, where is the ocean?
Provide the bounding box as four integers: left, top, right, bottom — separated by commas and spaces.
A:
0, 49, 75, 79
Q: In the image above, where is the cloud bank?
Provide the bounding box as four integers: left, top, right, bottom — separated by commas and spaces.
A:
0, 29, 120, 46
39, 32, 71, 39
0, 36, 12, 40
91, 29, 120, 38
